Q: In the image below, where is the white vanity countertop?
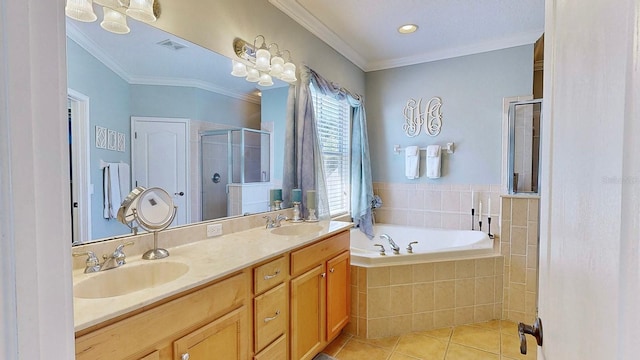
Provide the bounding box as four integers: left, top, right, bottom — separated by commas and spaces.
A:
73, 220, 352, 332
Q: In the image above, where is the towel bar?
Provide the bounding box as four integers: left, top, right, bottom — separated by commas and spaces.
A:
393, 142, 454, 155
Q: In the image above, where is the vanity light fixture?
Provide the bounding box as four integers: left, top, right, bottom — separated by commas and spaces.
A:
65, 0, 160, 35
398, 24, 419, 34
231, 36, 297, 86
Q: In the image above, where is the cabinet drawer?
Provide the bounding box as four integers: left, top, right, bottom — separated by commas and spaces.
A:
254, 334, 287, 360
291, 230, 349, 277
254, 255, 288, 294
254, 282, 288, 352
76, 272, 247, 360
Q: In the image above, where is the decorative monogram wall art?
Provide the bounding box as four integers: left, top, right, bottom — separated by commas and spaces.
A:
402, 96, 443, 137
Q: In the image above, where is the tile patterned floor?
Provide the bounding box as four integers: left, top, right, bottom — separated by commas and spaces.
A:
323, 320, 538, 360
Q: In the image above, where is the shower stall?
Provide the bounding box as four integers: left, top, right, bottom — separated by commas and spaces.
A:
200, 128, 271, 220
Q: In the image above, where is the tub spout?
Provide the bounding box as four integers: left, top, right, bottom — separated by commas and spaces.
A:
380, 234, 400, 254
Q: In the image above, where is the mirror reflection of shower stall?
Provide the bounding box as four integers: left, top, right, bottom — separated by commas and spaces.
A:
508, 99, 542, 194
200, 128, 271, 221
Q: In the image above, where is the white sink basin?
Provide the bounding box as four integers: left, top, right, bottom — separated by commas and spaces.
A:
270, 224, 323, 236
74, 261, 189, 299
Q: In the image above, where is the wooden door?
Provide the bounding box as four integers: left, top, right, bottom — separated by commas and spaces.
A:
326, 251, 350, 341
132, 117, 189, 226
173, 307, 247, 360
290, 264, 325, 360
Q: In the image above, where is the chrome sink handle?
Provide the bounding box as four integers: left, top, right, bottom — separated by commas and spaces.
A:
100, 241, 133, 271
263, 215, 275, 229
73, 251, 100, 273
407, 241, 418, 253
274, 214, 288, 226
373, 244, 386, 256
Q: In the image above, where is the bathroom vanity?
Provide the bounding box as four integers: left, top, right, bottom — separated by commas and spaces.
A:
73, 221, 351, 360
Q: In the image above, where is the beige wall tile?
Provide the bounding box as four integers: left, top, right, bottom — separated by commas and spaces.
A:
390, 265, 414, 285
525, 291, 537, 314
390, 285, 413, 316
454, 306, 475, 325
528, 199, 539, 221
527, 221, 539, 245
351, 267, 358, 286
406, 212, 426, 227
412, 311, 434, 332
441, 213, 461, 230
475, 277, 496, 305
358, 291, 367, 318
368, 267, 390, 287
476, 258, 496, 277
495, 276, 504, 303
442, 191, 461, 212
511, 227, 528, 255
358, 317, 367, 338
358, 267, 368, 292
413, 282, 435, 312
511, 198, 529, 226
455, 260, 476, 278
510, 255, 527, 284
407, 189, 425, 210
388, 315, 413, 336
501, 197, 512, 221
367, 318, 390, 339
455, 279, 475, 307
500, 221, 511, 243
368, 287, 391, 318
474, 304, 495, 323
434, 309, 455, 328
424, 211, 443, 228
501, 245, 511, 265
435, 261, 456, 280
526, 269, 538, 293
413, 263, 435, 283
424, 190, 442, 211
527, 245, 538, 270
509, 283, 526, 313
434, 280, 455, 310
495, 257, 505, 275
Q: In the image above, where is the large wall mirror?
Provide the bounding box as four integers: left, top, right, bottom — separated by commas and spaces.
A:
67, 15, 289, 245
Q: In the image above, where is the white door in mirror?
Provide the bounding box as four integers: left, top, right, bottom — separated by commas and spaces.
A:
207, 224, 223, 237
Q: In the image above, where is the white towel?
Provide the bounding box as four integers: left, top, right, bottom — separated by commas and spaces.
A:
426, 145, 441, 179
117, 163, 130, 200
405, 146, 419, 179
103, 163, 122, 219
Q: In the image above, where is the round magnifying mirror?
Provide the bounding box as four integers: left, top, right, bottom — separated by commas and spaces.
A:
135, 187, 176, 231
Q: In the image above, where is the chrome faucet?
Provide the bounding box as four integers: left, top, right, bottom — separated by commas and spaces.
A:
380, 234, 400, 254
100, 242, 133, 271
72, 251, 101, 273
264, 214, 288, 229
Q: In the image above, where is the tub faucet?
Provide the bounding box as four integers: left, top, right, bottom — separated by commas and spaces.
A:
380, 234, 400, 254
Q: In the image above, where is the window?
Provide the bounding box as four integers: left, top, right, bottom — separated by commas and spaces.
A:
311, 84, 351, 216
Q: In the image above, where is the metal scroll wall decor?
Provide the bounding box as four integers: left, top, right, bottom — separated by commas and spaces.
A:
402, 97, 443, 137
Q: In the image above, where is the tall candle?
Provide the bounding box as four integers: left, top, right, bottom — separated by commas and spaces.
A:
270, 189, 276, 203
274, 189, 282, 201
292, 189, 302, 203
307, 190, 316, 209
471, 190, 475, 209
488, 197, 492, 217
479, 201, 482, 220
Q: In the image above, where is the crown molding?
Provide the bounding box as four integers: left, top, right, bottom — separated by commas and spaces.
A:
66, 22, 260, 104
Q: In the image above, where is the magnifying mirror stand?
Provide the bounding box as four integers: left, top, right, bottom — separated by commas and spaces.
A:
142, 231, 170, 260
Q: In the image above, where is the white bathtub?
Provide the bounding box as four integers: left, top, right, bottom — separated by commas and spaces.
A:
350, 224, 495, 267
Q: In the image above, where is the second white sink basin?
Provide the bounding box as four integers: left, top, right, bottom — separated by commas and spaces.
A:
270, 224, 323, 236
74, 261, 189, 299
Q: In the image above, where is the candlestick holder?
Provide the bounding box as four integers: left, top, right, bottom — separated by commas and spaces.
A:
272, 200, 282, 211
471, 208, 475, 230
479, 220, 483, 232
488, 217, 494, 239
291, 202, 304, 222
306, 208, 318, 222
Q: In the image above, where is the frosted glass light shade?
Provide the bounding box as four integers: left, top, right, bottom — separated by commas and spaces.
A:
231, 60, 248, 77
65, 0, 98, 22
126, 0, 156, 23
101, 7, 130, 34
269, 56, 284, 77
258, 73, 274, 87
246, 67, 260, 82
281, 62, 297, 83
255, 48, 271, 71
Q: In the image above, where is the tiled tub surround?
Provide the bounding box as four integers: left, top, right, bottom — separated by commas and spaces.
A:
372, 183, 502, 236
347, 256, 504, 339
500, 195, 539, 324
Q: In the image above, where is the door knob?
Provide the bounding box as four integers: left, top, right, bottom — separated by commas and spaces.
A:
518, 317, 543, 354
175, 191, 184, 196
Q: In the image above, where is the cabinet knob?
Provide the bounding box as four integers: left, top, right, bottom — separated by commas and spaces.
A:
329, 268, 335, 273
181, 353, 190, 360
321, 272, 326, 278
264, 310, 281, 323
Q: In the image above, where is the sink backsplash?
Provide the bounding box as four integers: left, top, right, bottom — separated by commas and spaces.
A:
71, 209, 293, 271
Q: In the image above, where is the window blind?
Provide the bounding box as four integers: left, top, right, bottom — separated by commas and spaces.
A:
310, 85, 351, 216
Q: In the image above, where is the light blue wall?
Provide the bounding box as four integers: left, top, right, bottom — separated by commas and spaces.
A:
261, 86, 289, 183
365, 45, 534, 184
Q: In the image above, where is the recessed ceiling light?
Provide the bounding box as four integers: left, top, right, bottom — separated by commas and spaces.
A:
398, 24, 418, 34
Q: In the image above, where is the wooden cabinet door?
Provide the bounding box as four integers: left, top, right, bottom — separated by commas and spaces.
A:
174, 306, 247, 360
326, 251, 351, 341
290, 264, 325, 360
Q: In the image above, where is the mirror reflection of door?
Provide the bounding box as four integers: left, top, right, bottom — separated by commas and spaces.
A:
67, 89, 92, 244
131, 117, 189, 226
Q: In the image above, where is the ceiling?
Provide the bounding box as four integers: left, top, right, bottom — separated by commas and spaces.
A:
269, 0, 545, 72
